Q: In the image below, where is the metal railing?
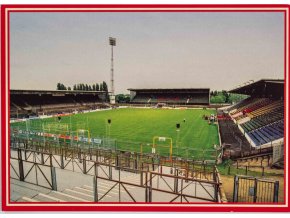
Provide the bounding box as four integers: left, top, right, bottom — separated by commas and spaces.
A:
93, 162, 220, 202
10, 145, 224, 202
233, 175, 279, 203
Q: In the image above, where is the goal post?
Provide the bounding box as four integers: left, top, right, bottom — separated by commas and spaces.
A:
43, 122, 69, 133
42, 122, 70, 145
71, 129, 91, 144
152, 136, 173, 161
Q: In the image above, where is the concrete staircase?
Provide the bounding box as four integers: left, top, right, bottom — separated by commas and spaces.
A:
14, 172, 141, 203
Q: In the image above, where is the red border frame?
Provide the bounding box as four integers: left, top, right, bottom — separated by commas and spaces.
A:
1, 4, 289, 212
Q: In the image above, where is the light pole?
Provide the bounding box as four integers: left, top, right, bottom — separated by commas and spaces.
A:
107, 119, 111, 138
109, 37, 116, 104
176, 123, 180, 156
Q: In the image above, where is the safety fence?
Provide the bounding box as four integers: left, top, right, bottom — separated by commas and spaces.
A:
233, 175, 279, 203
10, 145, 224, 203
94, 163, 220, 202
10, 126, 218, 162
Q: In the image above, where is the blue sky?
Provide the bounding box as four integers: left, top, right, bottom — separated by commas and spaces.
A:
10, 12, 284, 93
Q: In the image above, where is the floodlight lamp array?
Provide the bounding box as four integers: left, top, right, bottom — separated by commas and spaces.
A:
109, 37, 116, 46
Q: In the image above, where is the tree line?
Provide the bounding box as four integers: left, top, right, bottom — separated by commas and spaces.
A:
115, 94, 130, 103
210, 90, 248, 104
56, 82, 108, 92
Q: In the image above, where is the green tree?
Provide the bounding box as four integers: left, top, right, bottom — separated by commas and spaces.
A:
56, 83, 67, 90
56, 83, 61, 90
102, 81, 109, 101
92, 84, 96, 91
222, 90, 230, 103
116, 94, 130, 103
96, 83, 99, 91
102, 81, 108, 92
210, 95, 224, 104
68, 87, 71, 91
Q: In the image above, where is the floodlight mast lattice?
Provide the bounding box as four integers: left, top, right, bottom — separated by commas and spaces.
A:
109, 37, 116, 104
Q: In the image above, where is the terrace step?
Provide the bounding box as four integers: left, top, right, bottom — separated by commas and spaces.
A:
20, 196, 40, 202
49, 190, 88, 202
82, 185, 117, 195
63, 189, 94, 201
36, 193, 66, 202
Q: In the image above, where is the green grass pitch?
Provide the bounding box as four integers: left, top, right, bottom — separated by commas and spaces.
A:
11, 108, 219, 158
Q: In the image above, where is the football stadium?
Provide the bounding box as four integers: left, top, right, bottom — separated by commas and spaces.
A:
8, 12, 285, 205
9, 79, 284, 203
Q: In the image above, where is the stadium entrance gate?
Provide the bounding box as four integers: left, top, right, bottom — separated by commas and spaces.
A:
233, 175, 279, 203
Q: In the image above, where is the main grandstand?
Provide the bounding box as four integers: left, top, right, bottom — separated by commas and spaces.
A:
9, 79, 284, 203
128, 88, 210, 105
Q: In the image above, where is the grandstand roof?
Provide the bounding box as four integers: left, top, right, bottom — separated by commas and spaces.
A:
10, 89, 107, 95
229, 79, 284, 97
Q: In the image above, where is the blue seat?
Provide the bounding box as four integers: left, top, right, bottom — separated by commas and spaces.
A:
251, 131, 267, 145
256, 129, 271, 143
247, 132, 259, 146
262, 127, 277, 139
259, 129, 273, 142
